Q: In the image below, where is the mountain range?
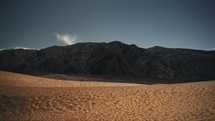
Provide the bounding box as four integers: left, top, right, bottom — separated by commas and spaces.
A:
1, 41, 215, 83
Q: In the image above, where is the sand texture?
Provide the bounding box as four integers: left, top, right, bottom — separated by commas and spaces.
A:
0, 71, 215, 121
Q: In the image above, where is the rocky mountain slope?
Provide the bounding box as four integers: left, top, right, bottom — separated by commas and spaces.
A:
1, 41, 215, 82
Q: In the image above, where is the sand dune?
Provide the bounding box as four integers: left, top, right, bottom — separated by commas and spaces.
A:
0, 71, 215, 121
0, 71, 142, 87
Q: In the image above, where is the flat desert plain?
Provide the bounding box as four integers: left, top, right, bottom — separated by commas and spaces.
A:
0, 71, 215, 121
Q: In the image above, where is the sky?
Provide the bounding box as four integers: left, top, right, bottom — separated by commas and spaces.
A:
0, 0, 215, 50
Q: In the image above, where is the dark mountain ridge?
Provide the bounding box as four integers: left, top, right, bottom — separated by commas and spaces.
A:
1, 41, 215, 83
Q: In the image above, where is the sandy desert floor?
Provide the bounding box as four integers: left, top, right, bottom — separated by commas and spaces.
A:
0, 71, 215, 121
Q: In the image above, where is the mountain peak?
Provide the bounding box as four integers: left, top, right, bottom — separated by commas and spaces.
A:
0, 42, 215, 82
108, 40, 125, 45
149, 46, 167, 49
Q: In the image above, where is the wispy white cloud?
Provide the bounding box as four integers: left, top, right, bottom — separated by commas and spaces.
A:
0, 48, 5, 51
14, 47, 35, 50
0, 47, 37, 51
55, 33, 78, 45
211, 48, 215, 50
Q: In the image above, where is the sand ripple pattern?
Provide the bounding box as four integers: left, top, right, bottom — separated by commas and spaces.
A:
0, 71, 215, 121
0, 84, 215, 121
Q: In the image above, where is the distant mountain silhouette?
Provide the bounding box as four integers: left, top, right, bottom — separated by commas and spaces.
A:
1, 41, 215, 82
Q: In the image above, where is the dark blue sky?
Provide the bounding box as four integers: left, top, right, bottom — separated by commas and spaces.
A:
0, 0, 215, 50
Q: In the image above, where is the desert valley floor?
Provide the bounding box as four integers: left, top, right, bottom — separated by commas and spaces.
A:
0, 71, 215, 121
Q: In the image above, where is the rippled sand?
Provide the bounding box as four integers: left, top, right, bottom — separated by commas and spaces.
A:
0, 71, 215, 121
